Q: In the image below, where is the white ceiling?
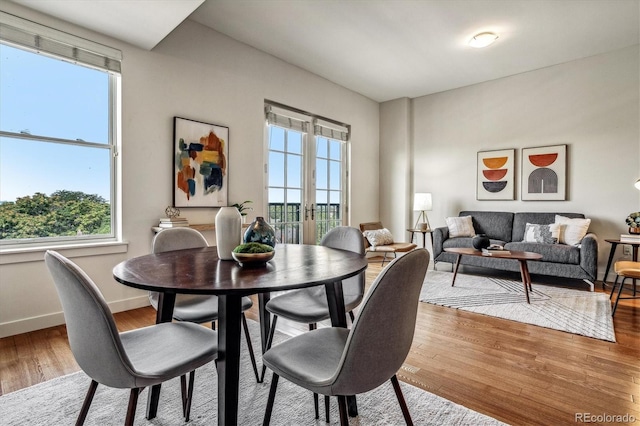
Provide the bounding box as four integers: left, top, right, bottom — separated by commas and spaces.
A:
10, 0, 205, 51
11, 0, 640, 102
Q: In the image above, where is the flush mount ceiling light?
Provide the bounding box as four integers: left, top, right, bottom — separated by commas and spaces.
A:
469, 32, 498, 48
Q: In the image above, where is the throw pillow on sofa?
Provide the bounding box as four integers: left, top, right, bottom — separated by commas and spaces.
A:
523, 223, 560, 244
445, 215, 475, 238
554, 215, 591, 246
363, 228, 394, 247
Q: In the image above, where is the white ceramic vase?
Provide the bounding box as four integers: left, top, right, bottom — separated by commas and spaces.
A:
215, 206, 242, 260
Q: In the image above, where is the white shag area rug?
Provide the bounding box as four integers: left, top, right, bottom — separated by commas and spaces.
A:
0, 319, 505, 425
420, 270, 615, 342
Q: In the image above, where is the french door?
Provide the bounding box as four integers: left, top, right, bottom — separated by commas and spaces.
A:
266, 120, 347, 245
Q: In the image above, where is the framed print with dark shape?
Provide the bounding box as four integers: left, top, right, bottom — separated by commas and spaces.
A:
521, 144, 566, 201
477, 149, 515, 200
173, 117, 228, 208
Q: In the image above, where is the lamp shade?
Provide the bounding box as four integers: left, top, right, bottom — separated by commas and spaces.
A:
413, 193, 432, 211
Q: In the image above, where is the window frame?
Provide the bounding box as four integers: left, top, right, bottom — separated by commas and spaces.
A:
0, 13, 122, 251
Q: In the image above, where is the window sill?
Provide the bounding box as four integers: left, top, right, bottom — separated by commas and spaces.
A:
0, 241, 129, 265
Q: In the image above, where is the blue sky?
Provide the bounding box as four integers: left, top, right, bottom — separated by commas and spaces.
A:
0, 43, 111, 202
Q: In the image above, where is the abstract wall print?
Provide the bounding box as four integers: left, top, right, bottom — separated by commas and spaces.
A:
173, 117, 228, 208
521, 144, 566, 201
477, 149, 515, 200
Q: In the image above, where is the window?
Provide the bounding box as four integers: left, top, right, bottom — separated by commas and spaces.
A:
0, 12, 121, 247
265, 102, 349, 245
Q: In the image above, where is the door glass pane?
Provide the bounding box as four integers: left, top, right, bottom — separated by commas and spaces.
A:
286, 154, 302, 188
268, 152, 285, 187
269, 127, 285, 151
329, 161, 341, 190
316, 137, 328, 157
288, 131, 302, 154
329, 140, 341, 160
316, 159, 328, 189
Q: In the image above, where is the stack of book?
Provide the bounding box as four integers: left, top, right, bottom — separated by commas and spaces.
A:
158, 217, 189, 228
620, 233, 640, 243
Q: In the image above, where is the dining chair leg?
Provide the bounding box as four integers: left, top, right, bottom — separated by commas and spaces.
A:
612, 277, 628, 317
125, 388, 141, 426
242, 313, 260, 382
180, 374, 187, 415
75, 380, 98, 426
314, 393, 319, 419
262, 373, 279, 426
610, 275, 620, 300
184, 370, 195, 422
390, 374, 414, 425
324, 395, 330, 423
337, 395, 349, 426
260, 315, 279, 383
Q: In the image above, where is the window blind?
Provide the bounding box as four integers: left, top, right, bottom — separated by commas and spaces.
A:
265, 105, 310, 133
0, 11, 122, 73
314, 119, 349, 141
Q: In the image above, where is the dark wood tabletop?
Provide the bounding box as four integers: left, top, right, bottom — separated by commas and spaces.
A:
444, 247, 543, 261
113, 243, 368, 426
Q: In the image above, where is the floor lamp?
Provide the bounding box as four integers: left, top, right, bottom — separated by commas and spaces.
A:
413, 193, 432, 231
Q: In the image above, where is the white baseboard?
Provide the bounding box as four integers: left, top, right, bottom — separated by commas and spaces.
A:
0, 296, 150, 339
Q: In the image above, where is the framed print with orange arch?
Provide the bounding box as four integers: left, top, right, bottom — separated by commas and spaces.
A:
173, 117, 229, 208
477, 149, 515, 200
521, 144, 566, 201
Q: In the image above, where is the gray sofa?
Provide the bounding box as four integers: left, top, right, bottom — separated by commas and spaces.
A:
433, 211, 598, 288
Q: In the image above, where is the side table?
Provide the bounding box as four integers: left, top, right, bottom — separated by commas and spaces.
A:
407, 228, 433, 248
602, 239, 639, 289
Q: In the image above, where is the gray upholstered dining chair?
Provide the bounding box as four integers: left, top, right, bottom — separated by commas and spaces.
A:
262, 248, 429, 426
149, 227, 260, 382
260, 226, 365, 419
44, 250, 218, 425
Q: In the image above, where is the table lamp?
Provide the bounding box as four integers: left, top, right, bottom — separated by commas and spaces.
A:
413, 193, 432, 231
635, 178, 640, 190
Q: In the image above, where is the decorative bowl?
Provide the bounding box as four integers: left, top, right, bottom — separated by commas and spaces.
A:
231, 251, 275, 266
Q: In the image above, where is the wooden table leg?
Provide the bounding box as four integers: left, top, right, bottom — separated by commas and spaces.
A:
147, 292, 176, 419
325, 281, 358, 417
518, 261, 531, 304
217, 294, 243, 426
451, 255, 462, 286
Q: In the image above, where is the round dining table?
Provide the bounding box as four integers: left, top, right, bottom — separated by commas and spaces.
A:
113, 243, 368, 426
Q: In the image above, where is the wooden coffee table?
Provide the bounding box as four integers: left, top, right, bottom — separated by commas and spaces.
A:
444, 247, 543, 304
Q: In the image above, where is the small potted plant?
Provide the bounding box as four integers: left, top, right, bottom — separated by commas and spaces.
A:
626, 212, 640, 234
231, 200, 253, 222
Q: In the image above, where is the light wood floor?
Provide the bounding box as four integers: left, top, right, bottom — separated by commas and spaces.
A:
1, 258, 638, 425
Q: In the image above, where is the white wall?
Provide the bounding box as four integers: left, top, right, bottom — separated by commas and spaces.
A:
408, 46, 640, 277
0, 2, 379, 337
379, 98, 412, 241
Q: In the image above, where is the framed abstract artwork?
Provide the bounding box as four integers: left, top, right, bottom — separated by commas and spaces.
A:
173, 117, 228, 208
477, 149, 515, 200
521, 144, 566, 201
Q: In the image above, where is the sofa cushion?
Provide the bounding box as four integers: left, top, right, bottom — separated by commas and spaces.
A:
445, 216, 475, 238
504, 242, 581, 264
523, 223, 560, 244
555, 215, 591, 246
512, 212, 585, 242
459, 211, 514, 242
